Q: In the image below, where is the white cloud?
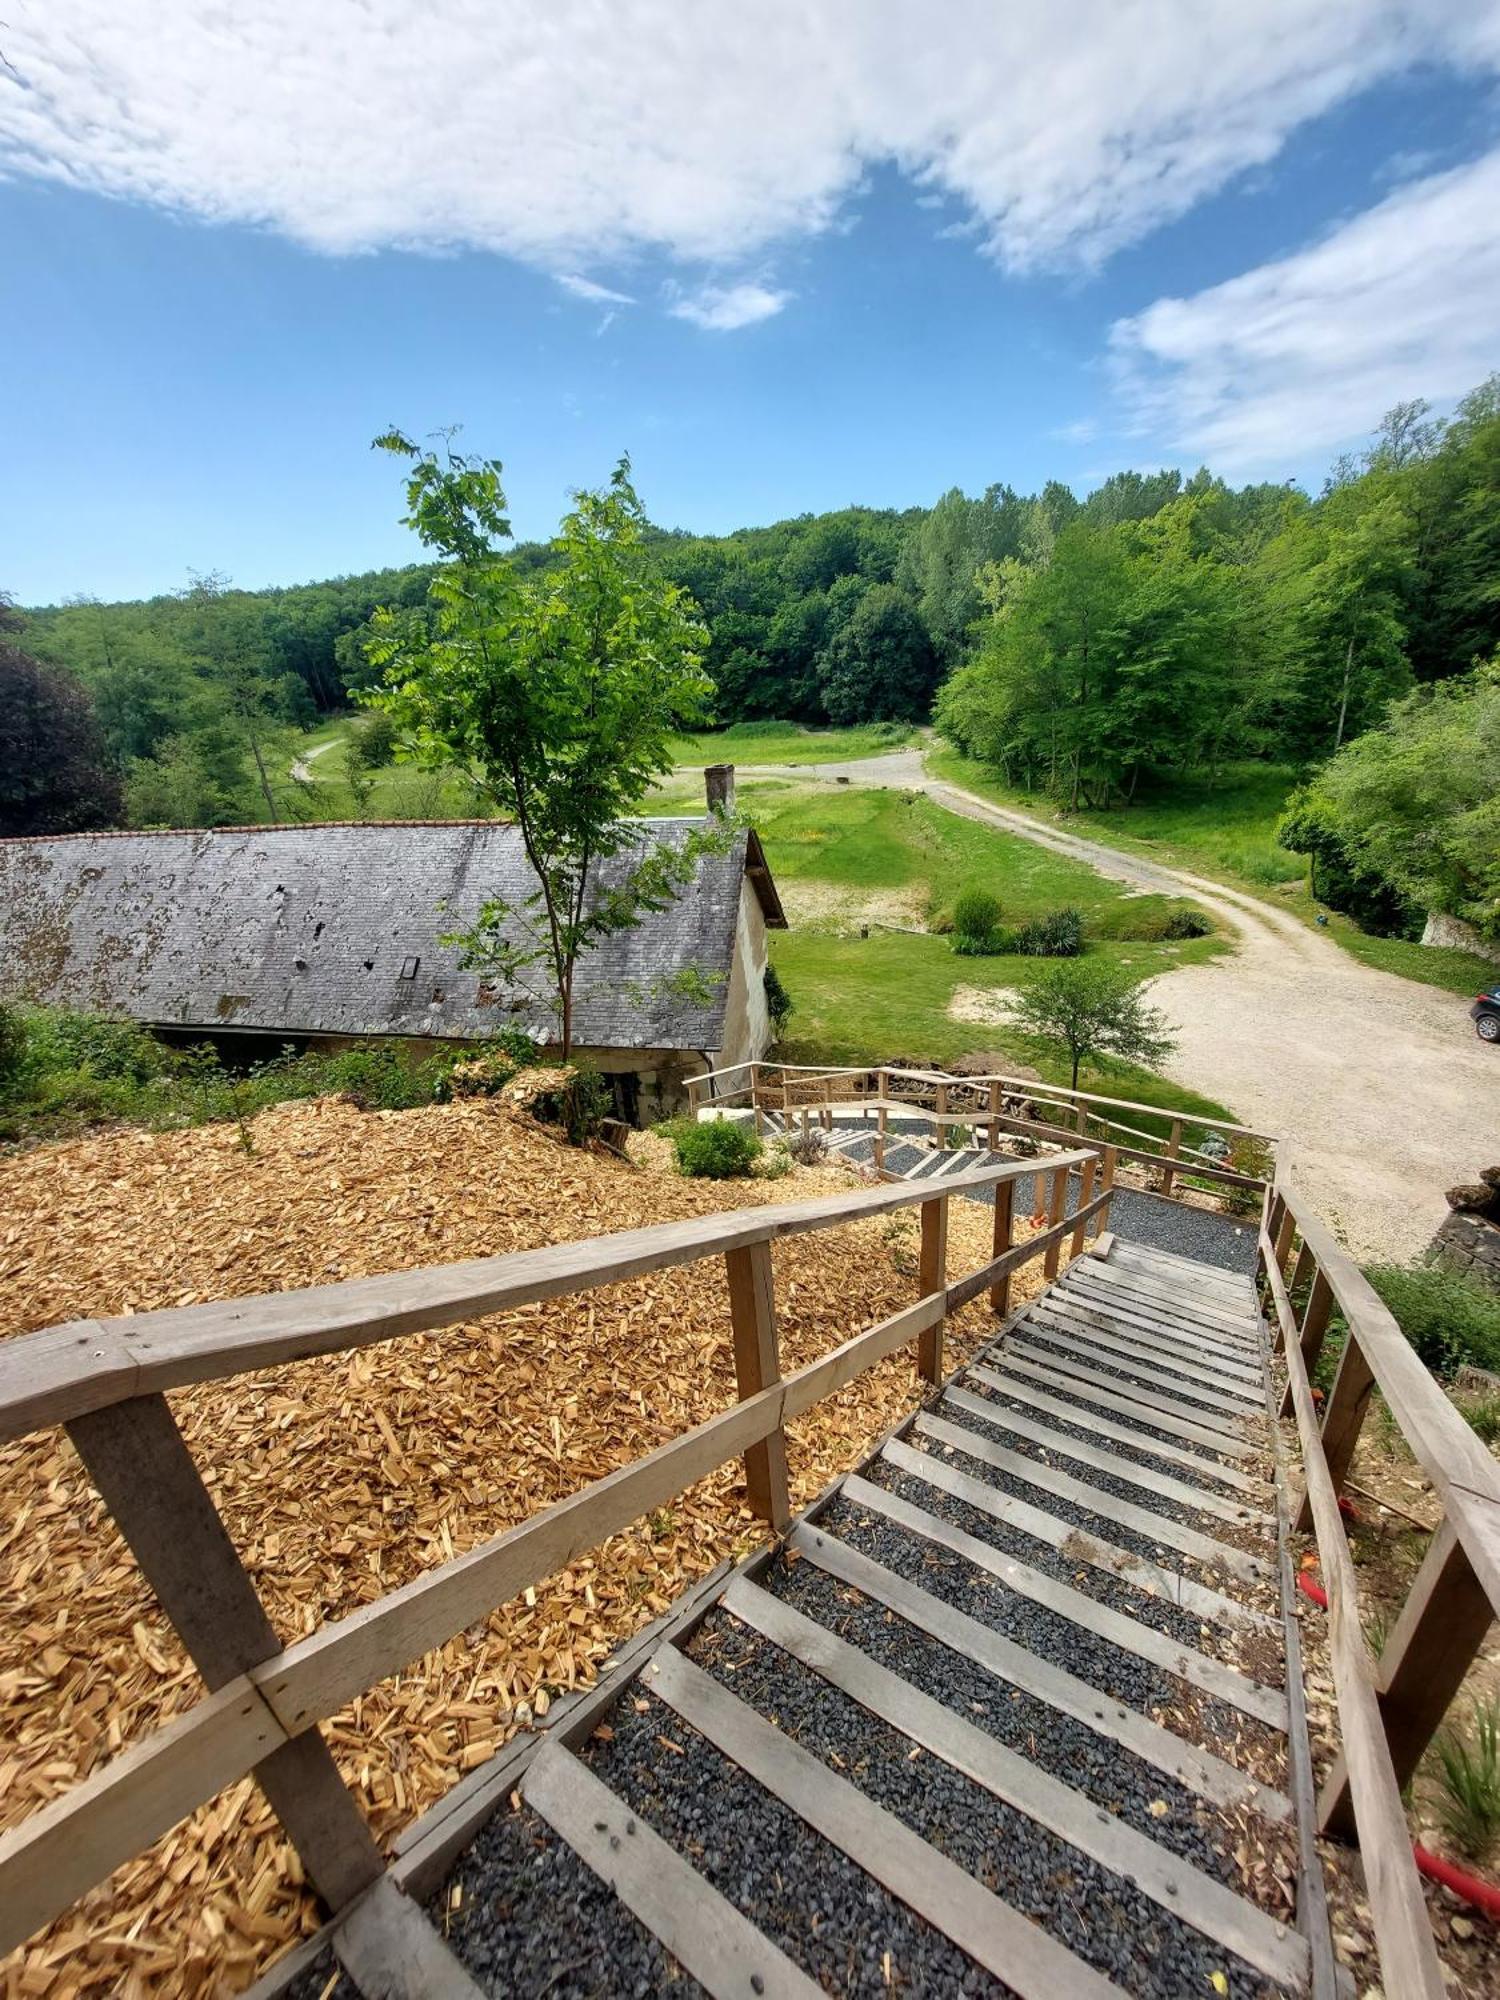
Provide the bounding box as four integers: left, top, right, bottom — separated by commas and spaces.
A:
1110, 146, 1500, 469
556, 273, 636, 305
1051, 418, 1099, 446
667, 280, 790, 332
3, 2, 1500, 284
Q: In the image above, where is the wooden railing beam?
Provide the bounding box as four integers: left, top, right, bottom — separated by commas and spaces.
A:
1295, 1334, 1375, 1535
1319, 1518, 1495, 1838
1279, 1269, 1334, 1418
65, 1395, 383, 1913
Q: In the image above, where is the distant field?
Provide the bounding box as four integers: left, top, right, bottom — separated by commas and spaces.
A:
698, 779, 1234, 1123
926, 748, 1306, 888
668, 720, 913, 766
926, 746, 1500, 1000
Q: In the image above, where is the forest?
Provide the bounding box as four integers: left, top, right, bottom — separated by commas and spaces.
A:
4, 376, 1500, 944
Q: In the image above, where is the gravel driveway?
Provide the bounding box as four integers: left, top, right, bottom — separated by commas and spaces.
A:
723, 746, 1500, 1259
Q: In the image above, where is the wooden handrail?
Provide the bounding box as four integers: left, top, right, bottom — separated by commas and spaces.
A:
696, 1060, 1281, 1148
1259, 1175, 1500, 1998
0, 1143, 1104, 1959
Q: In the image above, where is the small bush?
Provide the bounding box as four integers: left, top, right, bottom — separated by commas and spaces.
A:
1013, 907, 1084, 957
1436, 1699, 1500, 1859
757, 1142, 794, 1179
27, 1010, 172, 1086
319, 1043, 456, 1112
528, 1065, 614, 1145
764, 963, 794, 1036
1462, 1395, 1500, 1444
351, 709, 398, 768
1365, 1262, 1500, 1377
1162, 907, 1211, 940
0, 1005, 25, 1097
784, 1124, 828, 1165
672, 1118, 763, 1178
952, 885, 1005, 953
953, 885, 1002, 937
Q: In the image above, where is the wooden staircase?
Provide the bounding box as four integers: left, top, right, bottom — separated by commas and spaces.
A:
289, 1238, 1328, 1999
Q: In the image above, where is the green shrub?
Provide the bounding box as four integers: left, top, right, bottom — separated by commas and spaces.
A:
672, 1118, 763, 1178
0, 1005, 25, 1098
764, 962, 794, 1036
26, 1010, 172, 1086
1462, 1395, 1500, 1445
952, 885, 1004, 953
1014, 907, 1084, 957
351, 709, 398, 768
1436, 1699, 1500, 1859
1163, 908, 1211, 939
1365, 1262, 1500, 1377
528, 1065, 614, 1145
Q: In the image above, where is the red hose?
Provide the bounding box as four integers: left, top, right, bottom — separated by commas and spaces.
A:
1414, 1843, 1500, 1921
1297, 1571, 1328, 1609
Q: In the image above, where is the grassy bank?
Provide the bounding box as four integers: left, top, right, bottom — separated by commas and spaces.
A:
927, 746, 1500, 999
668, 720, 914, 766
668, 777, 1239, 1125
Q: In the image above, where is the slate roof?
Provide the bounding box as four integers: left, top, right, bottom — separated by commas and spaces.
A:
0, 819, 786, 1051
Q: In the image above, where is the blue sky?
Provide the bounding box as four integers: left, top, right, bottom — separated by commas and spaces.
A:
4, 4, 1500, 605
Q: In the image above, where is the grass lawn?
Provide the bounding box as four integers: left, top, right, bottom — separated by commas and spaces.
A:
681, 779, 1237, 1127
927, 745, 1500, 1000
669, 720, 914, 766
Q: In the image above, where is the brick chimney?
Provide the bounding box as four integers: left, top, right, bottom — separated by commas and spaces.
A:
705, 763, 736, 813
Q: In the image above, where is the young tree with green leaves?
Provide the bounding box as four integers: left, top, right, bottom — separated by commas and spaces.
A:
1014, 958, 1176, 1091
365, 434, 718, 1056
0, 600, 124, 835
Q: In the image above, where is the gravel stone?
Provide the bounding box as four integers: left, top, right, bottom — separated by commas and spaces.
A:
958, 1373, 1251, 1494
866, 1458, 1208, 1649
929, 1396, 1231, 1539
820, 1495, 1269, 1768
763, 1554, 1238, 1875
988, 1362, 1246, 1468
585, 1690, 1013, 1997
281, 1950, 353, 2000
432, 1798, 706, 1997
1015, 1325, 1263, 1425
686, 1610, 1285, 2000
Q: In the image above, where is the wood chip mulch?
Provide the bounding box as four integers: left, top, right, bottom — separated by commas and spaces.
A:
0, 1094, 1039, 1999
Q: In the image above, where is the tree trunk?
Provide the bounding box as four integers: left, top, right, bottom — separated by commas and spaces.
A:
1332, 631, 1356, 751
247, 728, 278, 823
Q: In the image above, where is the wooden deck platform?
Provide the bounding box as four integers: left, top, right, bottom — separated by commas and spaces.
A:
266, 1237, 1333, 1999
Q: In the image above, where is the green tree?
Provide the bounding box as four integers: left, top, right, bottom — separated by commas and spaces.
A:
1014, 959, 1176, 1091
816, 582, 938, 723
0, 602, 124, 834
1279, 661, 1500, 939
366, 433, 717, 1055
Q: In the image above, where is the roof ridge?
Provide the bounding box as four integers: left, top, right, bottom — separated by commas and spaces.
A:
0, 815, 714, 847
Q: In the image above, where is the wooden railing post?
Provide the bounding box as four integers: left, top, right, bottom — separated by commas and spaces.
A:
1043, 1166, 1068, 1281
917, 1196, 949, 1383
724, 1243, 791, 1532
1281, 1268, 1335, 1417
1319, 1518, 1494, 1838
935, 1082, 949, 1151
1069, 1155, 1098, 1261
750, 1062, 764, 1138
987, 1081, 1001, 1154
65, 1395, 384, 1912
1272, 1201, 1296, 1278
1161, 1119, 1183, 1197
875, 1104, 888, 1173
820, 1076, 832, 1133
1296, 1331, 1375, 1534
1097, 1145, 1117, 1235
989, 1178, 1016, 1315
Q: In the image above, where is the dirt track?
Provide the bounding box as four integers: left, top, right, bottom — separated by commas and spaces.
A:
731, 747, 1500, 1258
